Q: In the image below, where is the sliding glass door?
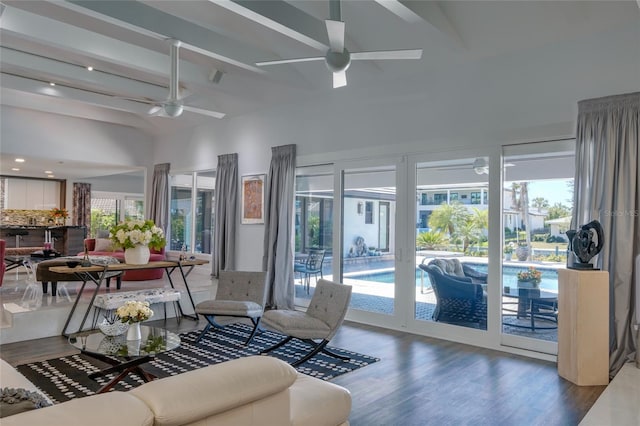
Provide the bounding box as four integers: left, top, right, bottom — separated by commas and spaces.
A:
341, 165, 397, 316
413, 158, 490, 331
500, 141, 574, 354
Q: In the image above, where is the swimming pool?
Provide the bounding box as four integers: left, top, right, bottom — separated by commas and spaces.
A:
349, 264, 559, 291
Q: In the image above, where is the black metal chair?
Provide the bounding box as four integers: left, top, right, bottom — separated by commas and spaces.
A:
419, 264, 487, 325
294, 249, 325, 294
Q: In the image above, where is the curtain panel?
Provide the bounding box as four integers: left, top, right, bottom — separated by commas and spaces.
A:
262, 144, 296, 309
573, 91, 639, 376
72, 183, 91, 232
150, 163, 170, 233
212, 153, 238, 277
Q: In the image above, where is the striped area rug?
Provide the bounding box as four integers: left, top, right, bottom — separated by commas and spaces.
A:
17, 323, 379, 404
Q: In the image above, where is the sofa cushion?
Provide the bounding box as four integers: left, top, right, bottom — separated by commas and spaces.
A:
289, 374, 352, 426
94, 238, 117, 252
0, 392, 154, 426
130, 356, 298, 426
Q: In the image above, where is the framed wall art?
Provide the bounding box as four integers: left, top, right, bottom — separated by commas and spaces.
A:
241, 174, 265, 224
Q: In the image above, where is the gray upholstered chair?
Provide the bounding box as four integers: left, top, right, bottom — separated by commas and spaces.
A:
261, 279, 352, 367
194, 270, 267, 345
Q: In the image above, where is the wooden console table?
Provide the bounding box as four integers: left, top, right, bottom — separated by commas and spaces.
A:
51, 259, 208, 337
557, 268, 609, 386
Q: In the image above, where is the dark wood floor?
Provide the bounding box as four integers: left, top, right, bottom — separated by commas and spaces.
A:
0, 318, 605, 426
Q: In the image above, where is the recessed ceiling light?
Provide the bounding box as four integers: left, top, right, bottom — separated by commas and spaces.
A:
87, 66, 94, 71
47, 174, 55, 178
11, 168, 20, 171
45, 170, 53, 174
49, 82, 56, 86
15, 158, 25, 163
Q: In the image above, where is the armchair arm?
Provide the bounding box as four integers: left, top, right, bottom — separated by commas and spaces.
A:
462, 264, 488, 284
420, 264, 483, 300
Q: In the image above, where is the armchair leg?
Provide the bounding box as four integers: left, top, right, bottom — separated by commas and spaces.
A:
194, 315, 223, 343
261, 336, 294, 355
245, 317, 262, 345
291, 339, 330, 367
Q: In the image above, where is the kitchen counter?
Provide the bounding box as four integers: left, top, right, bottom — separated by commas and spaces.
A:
0, 226, 87, 255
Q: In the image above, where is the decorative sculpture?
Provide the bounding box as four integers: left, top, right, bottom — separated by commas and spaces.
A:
566, 220, 604, 270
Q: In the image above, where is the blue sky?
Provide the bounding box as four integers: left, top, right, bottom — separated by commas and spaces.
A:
528, 180, 573, 208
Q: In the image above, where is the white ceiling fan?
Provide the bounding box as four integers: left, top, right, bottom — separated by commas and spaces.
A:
255, 0, 422, 88
141, 40, 226, 119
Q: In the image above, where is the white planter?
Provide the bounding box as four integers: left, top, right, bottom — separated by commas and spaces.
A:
124, 245, 151, 265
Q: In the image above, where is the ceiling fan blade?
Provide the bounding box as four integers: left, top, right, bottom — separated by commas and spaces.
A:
147, 105, 163, 115
351, 49, 423, 60
325, 19, 345, 53
182, 105, 226, 119
256, 57, 324, 66
333, 71, 347, 88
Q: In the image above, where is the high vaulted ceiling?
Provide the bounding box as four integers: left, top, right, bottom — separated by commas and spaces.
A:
2, 0, 638, 138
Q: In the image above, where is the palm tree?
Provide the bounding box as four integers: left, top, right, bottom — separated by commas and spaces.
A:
531, 197, 549, 213
511, 182, 531, 258
428, 202, 469, 238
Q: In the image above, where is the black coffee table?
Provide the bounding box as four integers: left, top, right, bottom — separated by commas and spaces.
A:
69, 325, 180, 393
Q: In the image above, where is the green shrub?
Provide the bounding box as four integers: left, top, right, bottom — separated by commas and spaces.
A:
416, 231, 447, 250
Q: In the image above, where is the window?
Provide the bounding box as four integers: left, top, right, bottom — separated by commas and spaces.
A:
433, 193, 447, 204
170, 171, 215, 254
91, 192, 143, 237
471, 192, 481, 204
365, 201, 374, 224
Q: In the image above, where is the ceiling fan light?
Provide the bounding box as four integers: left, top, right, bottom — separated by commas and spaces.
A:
164, 101, 183, 117
325, 49, 351, 73
473, 157, 489, 175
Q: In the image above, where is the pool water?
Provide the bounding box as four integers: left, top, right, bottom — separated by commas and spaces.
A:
352, 264, 559, 291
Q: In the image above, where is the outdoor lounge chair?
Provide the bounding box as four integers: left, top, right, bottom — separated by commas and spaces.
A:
419, 264, 487, 325
428, 258, 488, 284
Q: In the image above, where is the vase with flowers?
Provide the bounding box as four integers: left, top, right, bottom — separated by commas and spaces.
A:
50, 207, 68, 226
517, 266, 542, 289
116, 300, 154, 340
109, 219, 166, 265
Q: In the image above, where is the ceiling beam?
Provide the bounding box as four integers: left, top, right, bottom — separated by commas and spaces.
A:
212, 0, 329, 51
0, 47, 168, 101
65, 0, 264, 73
0, 6, 214, 88
375, 0, 465, 49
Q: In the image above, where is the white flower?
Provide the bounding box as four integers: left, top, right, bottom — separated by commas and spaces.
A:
109, 219, 166, 250
116, 301, 154, 324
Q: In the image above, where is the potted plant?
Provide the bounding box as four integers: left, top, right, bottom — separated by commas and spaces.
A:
517, 266, 542, 288
503, 243, 514, 261
515, 243, 530, 261
110, 219, 166, 265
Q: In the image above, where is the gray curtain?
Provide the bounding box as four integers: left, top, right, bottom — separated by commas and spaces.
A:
149, 163, 170, 233
573, 92, 639, 376
262, 144, 296, 309
212, 153, 238, 277
72, 183, 91, 231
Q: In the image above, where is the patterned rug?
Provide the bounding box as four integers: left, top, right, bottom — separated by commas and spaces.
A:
16, 323, 379, 404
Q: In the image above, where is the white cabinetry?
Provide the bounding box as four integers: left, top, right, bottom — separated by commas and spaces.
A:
5, 178, 60, 209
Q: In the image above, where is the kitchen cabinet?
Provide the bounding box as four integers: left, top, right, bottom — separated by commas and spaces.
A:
5, 178, 61, 210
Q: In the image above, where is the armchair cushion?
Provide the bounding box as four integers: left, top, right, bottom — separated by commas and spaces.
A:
94, 238, 117, 252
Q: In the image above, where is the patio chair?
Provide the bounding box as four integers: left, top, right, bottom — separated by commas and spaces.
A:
419, 264, 487, 325
294, 249, 326, 294
194, 270, 267, 345
261, 279, 352, 366
428, 258, 488, 284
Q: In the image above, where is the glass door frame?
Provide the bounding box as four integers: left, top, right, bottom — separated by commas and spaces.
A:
333, 156, 409, 331
403, 148, 502, 348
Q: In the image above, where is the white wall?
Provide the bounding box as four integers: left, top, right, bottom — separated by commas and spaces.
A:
151, 23, 639, 271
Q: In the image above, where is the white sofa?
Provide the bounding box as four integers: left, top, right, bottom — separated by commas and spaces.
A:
0, 356, 351, 425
